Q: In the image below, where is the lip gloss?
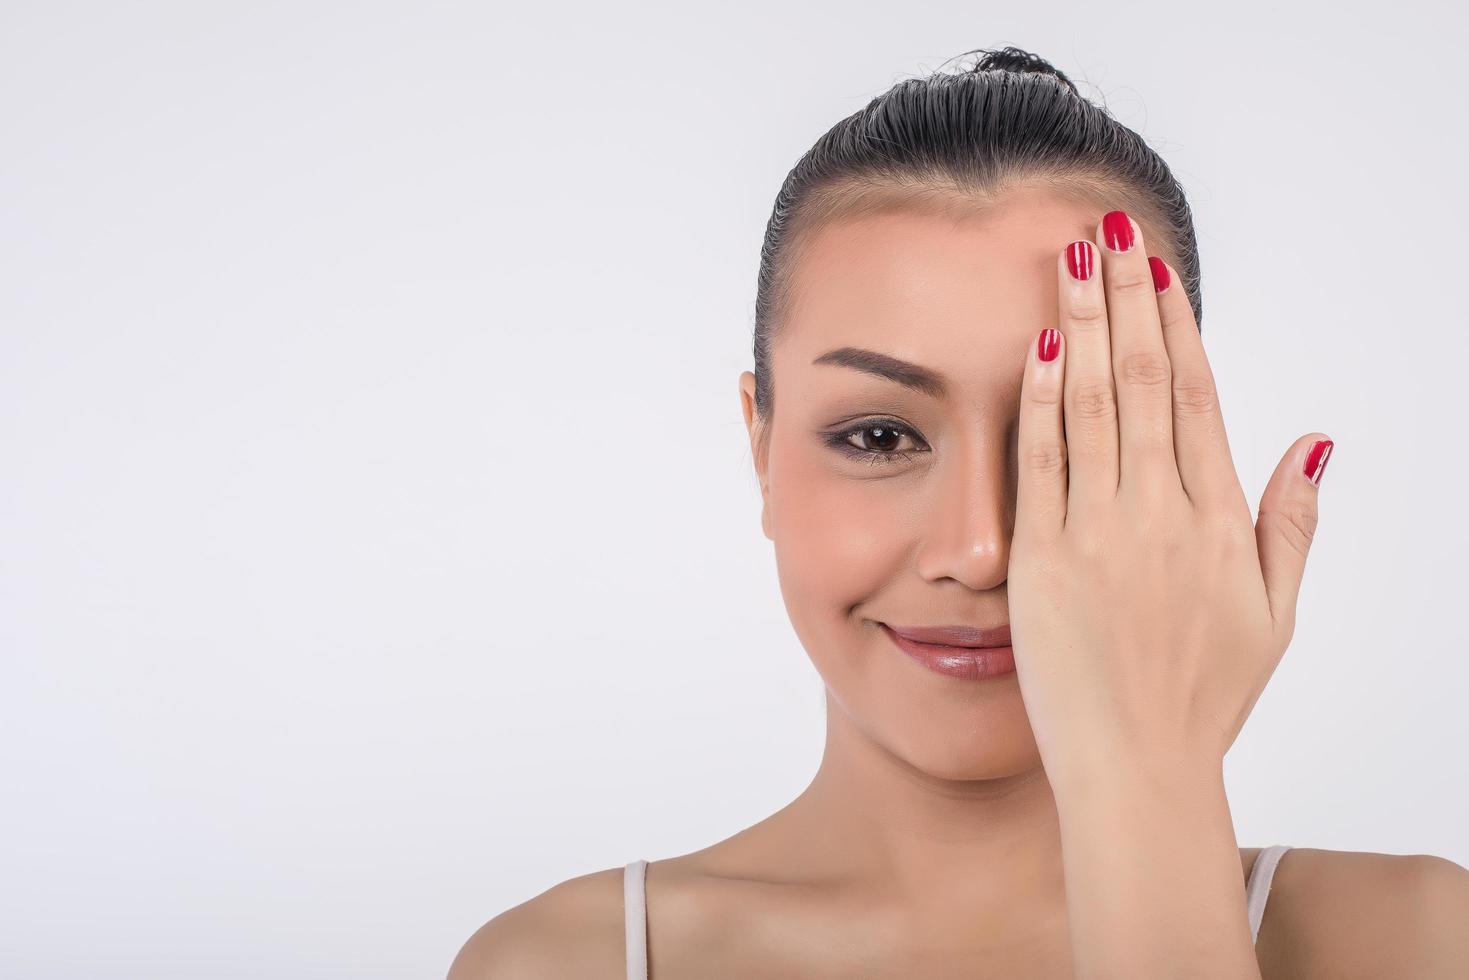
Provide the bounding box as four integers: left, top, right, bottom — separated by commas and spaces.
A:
880, 623, 1017, 681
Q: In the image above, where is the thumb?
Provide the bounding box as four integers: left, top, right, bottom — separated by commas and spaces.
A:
1255, 433, 1335, 635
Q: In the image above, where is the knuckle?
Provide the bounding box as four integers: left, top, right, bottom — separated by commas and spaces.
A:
1025, 440, 1068, 475
1119, 350, 1171, 387
1273, 502, 1319, 558
1288, 503, 1320, 544
1076, 529, 1111, 563
1207, 510, 1253, 555
1128, 495, 1178, 539
1140, 493, 1188, 540
1027, 379, 1064, 408
1107, 268, 1154, 293
1070, 379, 1117, 421
1067, 302, 1108, 324
1172, 375, 1219, 416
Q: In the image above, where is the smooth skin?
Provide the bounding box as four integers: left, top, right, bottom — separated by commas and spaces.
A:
1010, 206, 1320, 977
450, 182, 1469, 978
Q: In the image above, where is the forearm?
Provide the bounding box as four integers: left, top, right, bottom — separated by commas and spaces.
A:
1051, 757, 1262, 980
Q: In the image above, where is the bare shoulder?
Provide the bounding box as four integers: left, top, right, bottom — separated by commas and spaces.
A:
446, 865, 628, 980
1256, 846, 1469, 980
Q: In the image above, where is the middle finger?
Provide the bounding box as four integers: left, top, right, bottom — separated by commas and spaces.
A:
1095, 209, 1183, 501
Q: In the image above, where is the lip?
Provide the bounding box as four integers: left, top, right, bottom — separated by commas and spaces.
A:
879, 622, 1016, 681
885, 622, 1011, 647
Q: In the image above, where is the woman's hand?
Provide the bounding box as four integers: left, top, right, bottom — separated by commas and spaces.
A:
1008, 208, 1334, 795
1009, 209, 1332, 978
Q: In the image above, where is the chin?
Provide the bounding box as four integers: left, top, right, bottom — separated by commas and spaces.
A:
822, 661, 1044, 782
884, 724, 1044, 783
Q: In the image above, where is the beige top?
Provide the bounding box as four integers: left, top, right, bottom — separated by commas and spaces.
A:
623, 844, 1294, 979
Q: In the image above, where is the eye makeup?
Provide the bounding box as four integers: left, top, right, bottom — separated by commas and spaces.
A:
822, 418, 931, 467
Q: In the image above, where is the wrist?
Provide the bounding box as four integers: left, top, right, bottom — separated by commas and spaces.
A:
1048, 750, 1257, 979
1043, 736, 1228, 813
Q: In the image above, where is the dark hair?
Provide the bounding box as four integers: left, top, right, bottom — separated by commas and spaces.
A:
749, 45, 1202, 459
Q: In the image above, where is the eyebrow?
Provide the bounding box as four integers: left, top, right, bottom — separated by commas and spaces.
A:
810, 346, 950, 399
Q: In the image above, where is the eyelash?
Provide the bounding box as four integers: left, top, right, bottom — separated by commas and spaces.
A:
824, 418, 930, 466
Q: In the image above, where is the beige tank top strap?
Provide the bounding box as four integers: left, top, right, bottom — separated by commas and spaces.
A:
1246, 844, 1293, 943
624, 859, 649, 980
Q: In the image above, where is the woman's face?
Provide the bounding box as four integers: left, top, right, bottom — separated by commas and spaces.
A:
740, 184, 1165, 781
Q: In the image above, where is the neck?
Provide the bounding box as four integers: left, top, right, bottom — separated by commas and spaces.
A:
783, 691, 1069, 930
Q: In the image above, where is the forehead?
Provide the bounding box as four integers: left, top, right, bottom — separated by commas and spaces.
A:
780, 185, 1106, 394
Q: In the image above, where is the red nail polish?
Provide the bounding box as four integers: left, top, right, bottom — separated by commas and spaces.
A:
1037, 328, 1060, 362
1102, 210, 1135, 252
1065, 241, 1094, 281
1304, 439, 1333, 487
1148, 256, 1170, 292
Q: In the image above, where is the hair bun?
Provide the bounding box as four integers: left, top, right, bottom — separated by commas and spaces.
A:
967, 46, 1079, 96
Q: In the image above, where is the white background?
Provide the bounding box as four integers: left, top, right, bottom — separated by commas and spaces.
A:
3, 2, 1466, 977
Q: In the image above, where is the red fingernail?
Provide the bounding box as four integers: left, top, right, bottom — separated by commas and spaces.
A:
1065, 241, 1094, 281
1102, 210, 1135, 252
1148, 256, 1170, 292
1304, 439, 1333, 487
1037, 328, 1061, 362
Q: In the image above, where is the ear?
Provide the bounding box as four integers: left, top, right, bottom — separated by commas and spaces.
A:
738, 371, 773, 541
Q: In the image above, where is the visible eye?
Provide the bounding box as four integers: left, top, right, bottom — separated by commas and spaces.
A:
823, 418, 930, 467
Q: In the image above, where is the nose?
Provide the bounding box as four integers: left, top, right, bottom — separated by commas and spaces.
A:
912, 435, 1014, 592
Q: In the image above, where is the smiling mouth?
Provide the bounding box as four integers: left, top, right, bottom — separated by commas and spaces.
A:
877, 622, 1017, 680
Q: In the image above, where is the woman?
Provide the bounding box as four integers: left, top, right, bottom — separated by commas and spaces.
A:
451, 47, 1469, 978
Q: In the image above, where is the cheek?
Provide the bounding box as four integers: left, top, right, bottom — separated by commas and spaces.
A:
768, 441, 904, 627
